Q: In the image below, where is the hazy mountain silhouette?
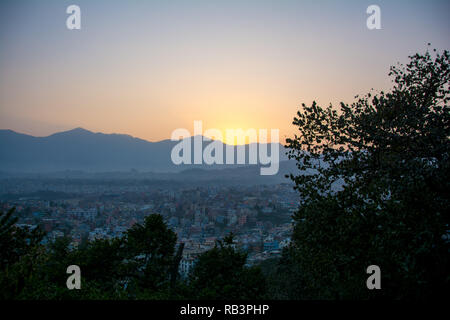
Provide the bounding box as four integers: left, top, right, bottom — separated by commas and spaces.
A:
0, 128, 289, 173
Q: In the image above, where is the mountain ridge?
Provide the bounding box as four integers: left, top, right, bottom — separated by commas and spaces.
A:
0, 127, 289, 173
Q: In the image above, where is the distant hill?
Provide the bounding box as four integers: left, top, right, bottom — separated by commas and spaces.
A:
0, 128, 289, 174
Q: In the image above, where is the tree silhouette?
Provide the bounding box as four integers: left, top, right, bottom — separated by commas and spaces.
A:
122, 214, 177, 297
0, 208, 46, 299
189, 233, 267, 299
284, 47, 449, 299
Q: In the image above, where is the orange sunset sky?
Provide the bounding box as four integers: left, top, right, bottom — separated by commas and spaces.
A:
0, 0, 449, 144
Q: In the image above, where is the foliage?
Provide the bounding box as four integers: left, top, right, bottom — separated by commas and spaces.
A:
284, 47, 450, 299
0, 213, 266, 300
188, 233, 267, 299
0, 208, 46, 299
122, 214, 177, 294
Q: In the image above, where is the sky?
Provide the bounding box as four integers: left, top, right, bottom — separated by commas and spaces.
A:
0, 0, 449, 144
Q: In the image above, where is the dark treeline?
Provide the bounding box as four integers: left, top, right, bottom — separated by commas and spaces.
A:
0, 48, 448, 300
0, 211, 266, 300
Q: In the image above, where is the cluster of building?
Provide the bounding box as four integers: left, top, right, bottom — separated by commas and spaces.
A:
1, 179, 299, 276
